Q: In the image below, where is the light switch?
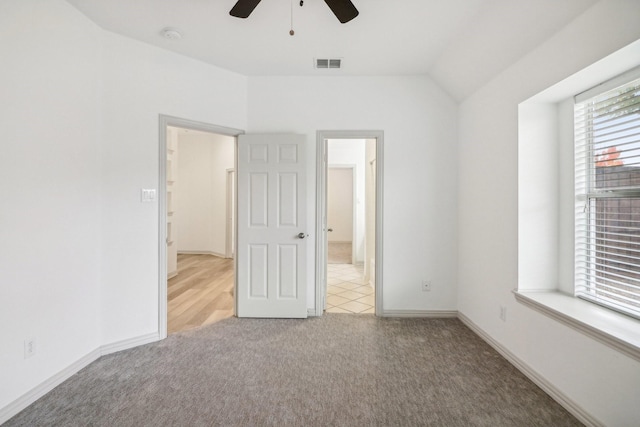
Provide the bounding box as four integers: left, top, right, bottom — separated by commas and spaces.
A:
141, 188, 157, 202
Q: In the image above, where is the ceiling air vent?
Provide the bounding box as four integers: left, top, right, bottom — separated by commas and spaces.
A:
315, 58, 342, 69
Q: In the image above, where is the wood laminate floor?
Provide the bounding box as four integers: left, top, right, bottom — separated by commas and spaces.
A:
168, 254, 234, 334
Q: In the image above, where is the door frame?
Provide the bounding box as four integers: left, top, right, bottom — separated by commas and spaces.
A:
327, 165, 357, 264
225, 168, 235, 259
315, 130, 384, 316
158, 115, 243, 339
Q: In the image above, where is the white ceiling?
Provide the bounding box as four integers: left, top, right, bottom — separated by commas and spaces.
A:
66, 0, 597, 101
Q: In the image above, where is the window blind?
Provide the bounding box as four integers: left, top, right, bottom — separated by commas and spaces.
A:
575, 76, 640, 319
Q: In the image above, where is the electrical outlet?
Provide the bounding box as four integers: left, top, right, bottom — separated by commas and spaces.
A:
499, 306, 507, 322
24, 338, 36, 359
422, 280, 432, 292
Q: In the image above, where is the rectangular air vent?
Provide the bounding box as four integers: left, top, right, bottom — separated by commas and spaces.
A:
315, 58, 342, 69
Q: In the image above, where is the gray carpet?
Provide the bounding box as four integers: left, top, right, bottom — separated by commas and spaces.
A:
5, 315, 581, 426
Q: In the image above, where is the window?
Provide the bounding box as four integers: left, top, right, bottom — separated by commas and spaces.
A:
516, 46, 640, 360
575, 72, 640, 319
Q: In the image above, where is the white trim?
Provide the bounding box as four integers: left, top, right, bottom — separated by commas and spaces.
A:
315, 131, 384, 317
381, 310, 458, 318
225, 169, 236, 259
0, 333, 161, 425
177, 250, 227, 258
100, 333, 160, 356
514, 290, 640, 363
0, 349, 100, 424
374, 137, 384, 316
316, 136, 327, 312
159, 119, 168, 340
575, 64, 640, 103
159, 115, 244, 340
458, 313, 604, 427
307, 308, 319, 317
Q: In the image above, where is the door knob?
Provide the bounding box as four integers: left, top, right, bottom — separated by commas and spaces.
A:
327, 228, 333, 232
297, 232, 308, 239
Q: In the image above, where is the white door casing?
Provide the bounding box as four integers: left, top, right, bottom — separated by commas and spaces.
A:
159, 115, 244, 339
236, 134, 308, 318
226, 169, 235, 259
315, 131, 384, 317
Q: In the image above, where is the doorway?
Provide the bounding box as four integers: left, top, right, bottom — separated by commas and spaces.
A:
158, 116, 243, 339
327, 158, 372, 313
316, 131, 383, 316
327, 166, 355, 264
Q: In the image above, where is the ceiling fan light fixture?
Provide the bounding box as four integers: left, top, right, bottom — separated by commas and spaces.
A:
160, 27, 183, 41
230, 0, 358, 23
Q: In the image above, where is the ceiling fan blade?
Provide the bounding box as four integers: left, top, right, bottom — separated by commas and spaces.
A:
230, 0, 262, 18
324, 0, 359, 23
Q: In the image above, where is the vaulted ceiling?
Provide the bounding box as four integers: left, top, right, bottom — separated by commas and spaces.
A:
66, 0, 597, 101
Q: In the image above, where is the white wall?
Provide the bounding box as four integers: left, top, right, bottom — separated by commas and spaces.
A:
0, 0, 248, 417
99, 30, 247, 346
327, 168, 354, 243
0, 0, 103, 412
517, 103, 559, 291
248, 76, 459, 312
12, 1, 639, 424
176, 131, 234, 255
457, 1, 640, 425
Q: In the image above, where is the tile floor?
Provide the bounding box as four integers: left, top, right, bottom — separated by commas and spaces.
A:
326, 263, 375, 314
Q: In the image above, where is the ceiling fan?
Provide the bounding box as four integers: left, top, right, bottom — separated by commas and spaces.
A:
230, 0, 359, 24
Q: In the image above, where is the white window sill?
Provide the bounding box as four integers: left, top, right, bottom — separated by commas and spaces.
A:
513, 290, 640, 363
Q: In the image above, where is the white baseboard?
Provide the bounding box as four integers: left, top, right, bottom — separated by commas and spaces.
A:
307, 308, 319, 317
178, 250, 226, 258
100, 332, 160, 356
457, 313, 604, 427
0, 349, 101, 425
0, 333, 161, 424
381, 309, 458, 318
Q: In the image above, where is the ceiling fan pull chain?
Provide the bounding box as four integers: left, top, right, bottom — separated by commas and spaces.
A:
290, 0, 295, 36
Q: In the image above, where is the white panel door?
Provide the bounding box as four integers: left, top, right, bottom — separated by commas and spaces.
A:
237, 134, 308, 318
